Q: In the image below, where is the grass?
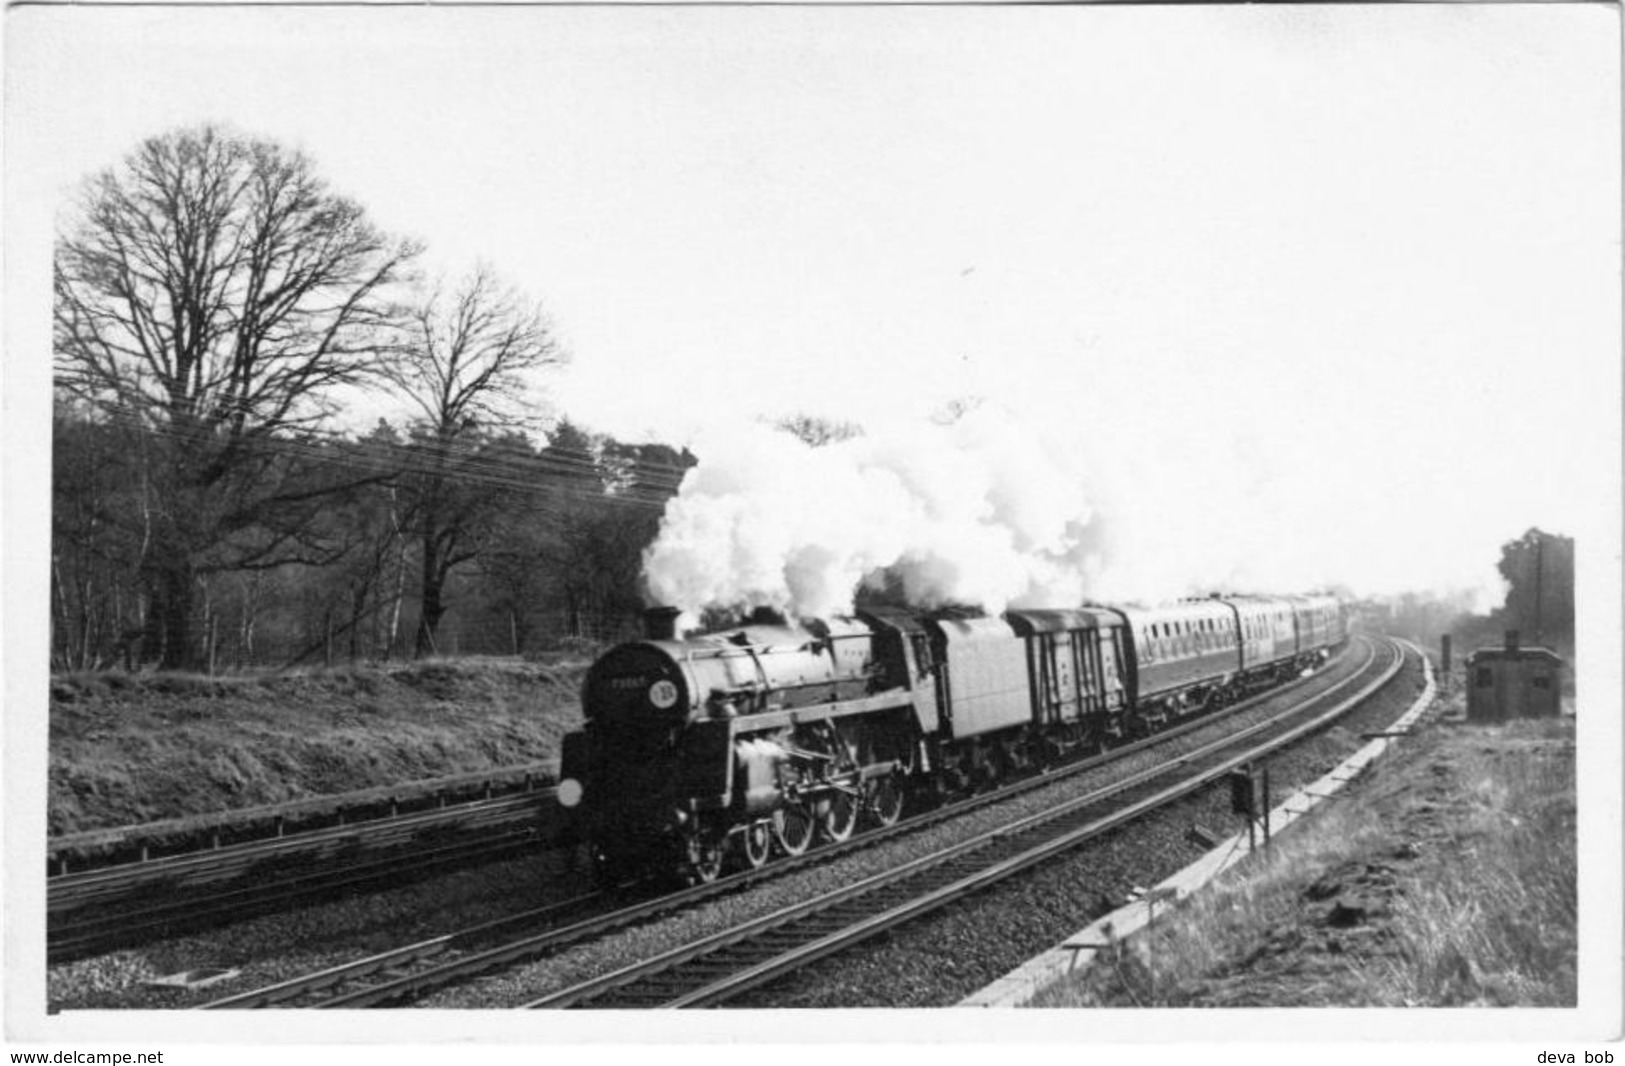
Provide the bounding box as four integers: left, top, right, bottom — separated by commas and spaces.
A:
1375, 734, 1576, 1006
48, 657, 593, 835
1032, 711, 1576, 1008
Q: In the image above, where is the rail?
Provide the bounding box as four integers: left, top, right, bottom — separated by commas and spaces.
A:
522, 637, 1402, 1008
49, 791, 555, 962
197, 640, 1379, 1009
50, 760, 558, 873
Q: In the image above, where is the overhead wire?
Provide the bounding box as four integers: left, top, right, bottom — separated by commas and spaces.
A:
55, 401, 695, 512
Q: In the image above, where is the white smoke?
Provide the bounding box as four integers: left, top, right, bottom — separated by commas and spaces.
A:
642, 408, 1107, 619
641, 397, 1512, 622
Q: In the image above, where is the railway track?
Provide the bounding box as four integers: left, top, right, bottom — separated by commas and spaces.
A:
196, 639, 1384, 1009
49, 761, 559, 875
522, 636, 1403, 1009
48, 789, 554, 962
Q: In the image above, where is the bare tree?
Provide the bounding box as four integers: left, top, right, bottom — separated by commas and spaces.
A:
386, 266, 563, 656
53, 126, 421, 669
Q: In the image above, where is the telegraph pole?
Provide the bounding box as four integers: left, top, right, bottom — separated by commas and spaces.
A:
1533, 535, 1544, 645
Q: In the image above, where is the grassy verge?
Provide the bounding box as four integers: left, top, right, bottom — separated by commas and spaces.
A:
48, 657, 591, 835
1031, 701, 1576, 1008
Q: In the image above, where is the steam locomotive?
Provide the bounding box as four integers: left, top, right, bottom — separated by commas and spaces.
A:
557, 594, 1347, 885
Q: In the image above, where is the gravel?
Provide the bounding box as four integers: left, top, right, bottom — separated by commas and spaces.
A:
48, 845, 592, 1010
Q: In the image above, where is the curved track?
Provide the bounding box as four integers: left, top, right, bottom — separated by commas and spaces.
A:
198, 639, 1387, 1009
524, 637, 1403, 1009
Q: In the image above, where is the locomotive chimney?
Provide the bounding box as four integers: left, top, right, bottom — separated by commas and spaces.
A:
644, 606, 681, 641
747, 606, 788, 626
1504, 629, 1521, 656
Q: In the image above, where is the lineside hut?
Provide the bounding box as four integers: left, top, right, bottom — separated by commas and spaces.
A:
1465, 631, 1564, 722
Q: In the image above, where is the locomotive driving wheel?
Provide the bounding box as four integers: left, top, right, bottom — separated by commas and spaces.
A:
772, 801, 815, 857
866, 773, 905, 828
817, 788, 859, 843
737, 819, 771, 870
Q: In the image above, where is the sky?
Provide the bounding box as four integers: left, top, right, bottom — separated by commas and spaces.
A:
7, 5, 1619, 608
3, 3, 1622, 1050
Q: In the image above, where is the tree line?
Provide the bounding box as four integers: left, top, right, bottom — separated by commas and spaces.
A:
63, 128, 1569, 675
1362, 527, 1576, 659
51, 125, 694, 672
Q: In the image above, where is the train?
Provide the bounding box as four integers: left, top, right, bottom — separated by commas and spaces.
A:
556, 593, 1348, 885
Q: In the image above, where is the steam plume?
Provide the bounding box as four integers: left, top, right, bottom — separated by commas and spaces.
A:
641, 401, 1505, 622
643, 409, 1104, 619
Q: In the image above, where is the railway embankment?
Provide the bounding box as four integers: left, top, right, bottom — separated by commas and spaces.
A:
1010, 679, 1577, 1008
48, 657, 589, 836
